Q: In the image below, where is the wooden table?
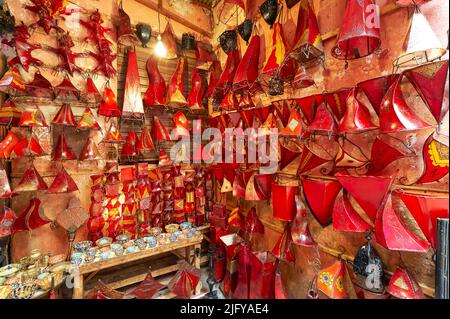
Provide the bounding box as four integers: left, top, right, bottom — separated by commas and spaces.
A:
71, 235, 204, 299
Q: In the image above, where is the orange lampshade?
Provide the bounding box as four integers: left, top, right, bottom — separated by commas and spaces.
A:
52, 104, 77, 126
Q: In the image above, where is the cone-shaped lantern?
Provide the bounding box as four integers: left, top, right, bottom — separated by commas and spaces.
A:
318, 260, 349, 299
11, 198, 50, 233
386, 267, 425, 299
103, 121, 125, 144
217, 0, 246, 27
117, 1, 138, 46
52, 103, 77, 126
357, 75, 397, 115
332, 0, 381, 60
0, 169, 15, 198
167, 261, 202, 298
272, 228, 296, 262
166, 57, 187, 107
11, 134, 45, 157
379, 75, 432, 133
26, 71, 54, 99
152, 116, 170, 142
288, 0, 324, 66
81, 77, 102, 103
79, 137, 102, 161
98, 84, 121, 117
332, 190, 372, 232
0, 99, 21, 127
297, 145, 329, 174
214, 49, 240, 99
272, 182, 297, 222
233, 35, 261, 93
47, 167, 79, 193
395, 189, 449, 250
19, 106, 47, 127
307, 102, 338, 134
143, 56, 166, 107
13, 163, 48, 192
260, 0, 278, 27
339, 87, 378, 133
393, 9, 446, 72
368, 136, 409, 174
0, 131, 20, 158
161, 20, 178, 60
121, 131, 138, 157
291, 195, 316, 247
206, 60, 222, 98
302, 176, 341, 227
0, 66, 26, 95
122, 49, 144, 117
375, 193, 430, 252
291, 66, 315, 90
0, 206, 17, 237
173, 111, 190, 137
195, 42, 215, 71
54, 75, 80, 100
187, 68, 205, 110
335, 172, 394, 222
416, 133, 449, 184
279, 144, 301, 171
137, 127, 155, 153
280, 110, 303, 136
53, 132, 77, 160
77, 108, 101, 130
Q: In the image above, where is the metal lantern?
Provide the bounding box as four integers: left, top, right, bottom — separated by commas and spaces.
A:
237, 19, 253, 44
117, 1, 139, 46
268, 76, 284, 96
0, 1, 15, 35
135, 23, 152, 48
260, 0, 278, 28
181, 33, 196, 50
219, 29, 238, 54
217, 0, 246, 27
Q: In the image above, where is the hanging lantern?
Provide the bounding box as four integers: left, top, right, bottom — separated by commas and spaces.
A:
135, 23, 152, 48
279, 144, 301, 171
297, 144, 329, 175
375, 193, 430, 252
143, 56, 166, 107
287, 0, 324, 66
54, 75, 80, 100
217, 0, 246, 27
51, 103, 77, 126
166, 57, 187, 107
173, 111, 190, 137
206, 60, 223, 98
137, 127, 155, 153
98, 84, 121, 117
219, 29, 238, 54
395, 190, 448, 250
307, 102, 338, 135
332, 0, 381, 60
291, 66, 315, 90
0, 66, 27, 95
214, 49, 240, 99
53, 132, 77, 161
47, 167, 78, 194
77, 108, 101, 130
0, 169, 15, 198
117, 1, 138, 46
19, 106, 48, 127
272, 228, 296, 262
335, 172, 394, 222
272, 182, 297, 222
220, 90, 238, 111
416, 133, 449, 184
152, 116, 170, 142
291, 195, 316, 247
379, 75, 432, 133
81, 77, 102, 103
11, 134, 45, 157
393, 9, 446, 72
335, 145, 368, 169
13, 163, 48, 192
367, 136, 410, 175
0, 206, 17, 237
161, 20, 178, 59
233, 34, 261, 93
353, 236, 385, 293
159, 150, 173, 167
11, 198, 49, 233
79, 137, 102, 161
260, 0, 278, 28
386, 267, 425, 299
26, 71, 54, 99
103, 121, 125, 144
121, 131, 138, 158
268, 76, 284, 96
318, 260, 349, 299
0, 131, 20, 158
332, 190, 372, 232
357, 75, 397, 115
0, 100, 21, 127
195, 42, 214, 71
302, 177, 341, 227
187, 69, 205, 110
280, 110, 304, 136
339, 87, 378, 133
122, 49, 144, 117
237, 19, 253, 44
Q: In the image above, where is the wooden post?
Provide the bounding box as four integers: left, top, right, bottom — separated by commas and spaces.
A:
72, 273, 84, 299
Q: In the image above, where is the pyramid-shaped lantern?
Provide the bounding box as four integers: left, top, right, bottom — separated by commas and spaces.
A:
117, 2, 139, 46
307, 102, 338, 135
52, 103, 77, 126
233, 34, 261, 93
81, 77, 102, 103
122, 49, 144, 117
0, 169, 15, 198
13, 163, 48, 192
339, 87, 378, 133
393, 9, 446, 72
166, 57, 187, 107
54, 75, 80, 100
161, 20, 178, 60
288, 0, 324, 66
173, 111, 190, 137
386, 267, 425, 299
0, 206, 17, 237
0, 99, 21, 127
11, 198, 49, 233
0, 131, 20, 158
98, 84, 121, 117
137, 127, 155, 153
318, 260, 350, 299
121, 131, 138, 157
195, 42, 215, 71
103, 121, 125, 144
79, 137, 102, 161
47, 167, 79, 193
291, 195, 316, 247
53, 132, 77, 160
19, 106, 48, 127
213, 49, 240, 99
152, 116, 170, 143
77, 108, 101, 130
187, 68, 205, 110
220, 90, 238, 111
280, 109, 304, 136
143, 56, 166, 107
26, 71, 54, 99
11, 134, 45, 157
332, 0, 381, 61
0, 66, 27, 95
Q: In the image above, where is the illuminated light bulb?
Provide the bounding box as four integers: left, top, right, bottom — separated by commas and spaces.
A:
155, 34, 167, 58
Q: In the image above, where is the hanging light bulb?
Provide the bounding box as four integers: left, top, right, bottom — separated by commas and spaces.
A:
154, 6, 167, 58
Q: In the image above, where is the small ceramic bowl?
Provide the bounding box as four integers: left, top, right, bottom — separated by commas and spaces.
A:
48, 254, 66, 266
0, 264, 21, 278
96, 237, 112, 248
135, 239, 147, 251
125, 246, 138, 254
111, 244, 124, 256
149, 227, 162, 237
84, 254, 96, 264
186, 231, 194, 239
115, 234, 130, 245
165, 224, 180, 234
177, 233, 186, 240
73, 241, 93, 253
70, 253, 84, 266
11, 283, 38, 300
48, 262, 71, 274
158, 236, 171, 245
99, 251, 111, 260
86, 247, 98, 258
169, 234, 178, 242
143, 236, 157, 248
180, 222, 193, 230
123, 240, 135, 249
